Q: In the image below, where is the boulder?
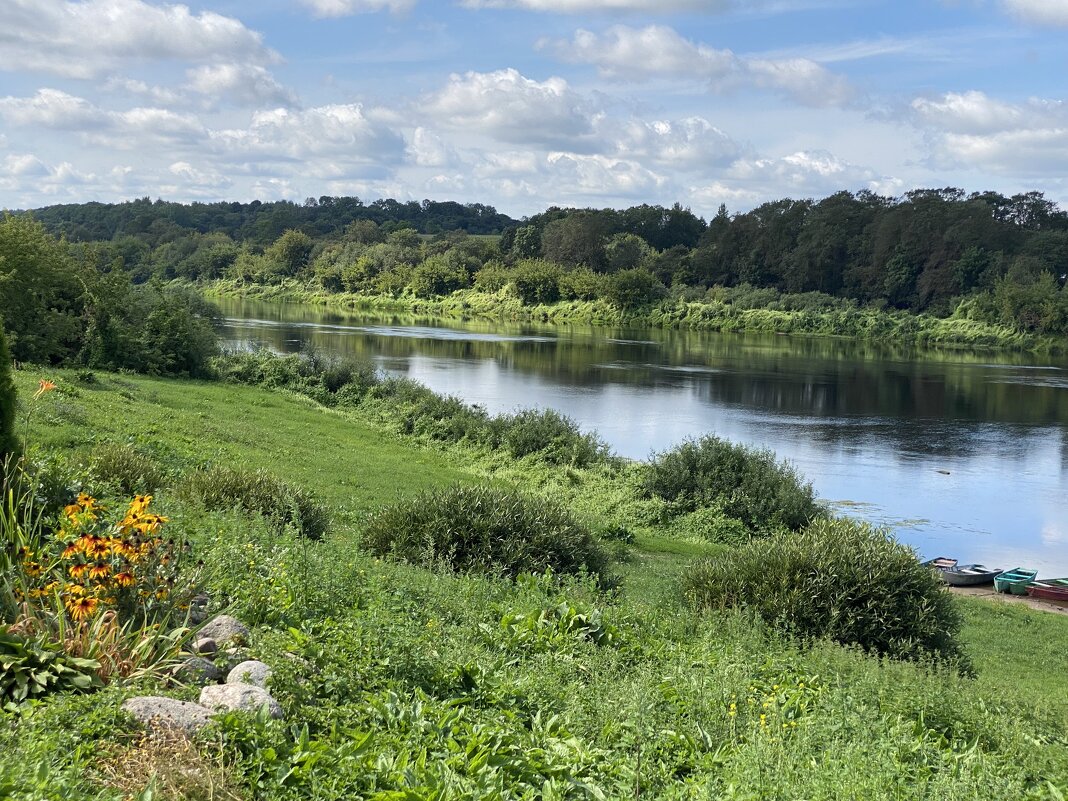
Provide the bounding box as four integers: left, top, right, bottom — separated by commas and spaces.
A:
226, 660, 272, 689
200, 683, 282, 718
192, 637, 217, 656
188, 594, 211, 625
122, 696, 213, 736
172, 656, 223, 686
197, 615, 249, 648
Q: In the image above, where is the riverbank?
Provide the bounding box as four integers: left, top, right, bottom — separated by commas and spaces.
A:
202, 278, 1060, 354
5, 364, 1068, 799
950, 584, 1068, 616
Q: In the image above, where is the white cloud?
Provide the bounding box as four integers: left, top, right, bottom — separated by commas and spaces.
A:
187, 64, 298, 108
614, 117, 745, 169
3, 153, 50, 177
168, 161, 233, 192
910, 90, 1068, 175
1002, 0, 1068, 26
461, 0, 727, 10
422, 68, 604, 150
724, 150, 879, 195
546, 25, 853, 107
299, 0, 416, 16
0, 0, 276, 79
0, 88, 108, 129
407, 127, 453, 167
212, 104, 406, 165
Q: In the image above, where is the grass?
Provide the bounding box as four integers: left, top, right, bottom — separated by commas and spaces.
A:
4, 364, 1068, 800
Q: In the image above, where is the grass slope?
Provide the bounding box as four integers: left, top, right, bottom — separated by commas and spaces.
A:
4, 366, 1068, 800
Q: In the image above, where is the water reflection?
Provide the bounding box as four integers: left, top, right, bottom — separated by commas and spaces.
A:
213, 297, 1068, 576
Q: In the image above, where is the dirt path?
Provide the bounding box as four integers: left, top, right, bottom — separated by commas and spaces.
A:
949, 584, 1068, 616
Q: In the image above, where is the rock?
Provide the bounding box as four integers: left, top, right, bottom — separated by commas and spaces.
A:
199, 683, 282, 718
188, 594, 211, 625
197, 615, 250, 648
172, 657, 222, 686
220, 646, 250, 669
122, 696, 213, 736
226, 660, 272, 688
192, 637, 217, 656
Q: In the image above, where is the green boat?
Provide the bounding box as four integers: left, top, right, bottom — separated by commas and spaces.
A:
993, 568, 1038, 595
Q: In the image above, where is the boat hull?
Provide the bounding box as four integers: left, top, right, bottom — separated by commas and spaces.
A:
994, 568, 1037, 595
1027, 579, 1068, 603
943, 565, 1001, 586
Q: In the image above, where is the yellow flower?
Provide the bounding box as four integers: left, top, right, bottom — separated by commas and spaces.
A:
33, 379, 57, 400
88, 563, 111, 582
65, 594, 99, 622
113, 571, 135, 588
22, 560, 43, 578
69, 563, 89, 579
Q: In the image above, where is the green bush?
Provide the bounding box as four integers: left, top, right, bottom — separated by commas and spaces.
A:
670, 504, 751, 545
604, 268, 665, 310
495, 408, 608, 467
512, 259, 563, 305
644, 434, 820, 530
362, 483, 609, 580
408, 254, 470, 298
0, 327, 17, 463
89, 443, 167, 495
683, 517, 970, 669
179, 465, 329, 540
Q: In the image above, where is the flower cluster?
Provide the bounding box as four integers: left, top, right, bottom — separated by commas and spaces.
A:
17, 494, 198, 626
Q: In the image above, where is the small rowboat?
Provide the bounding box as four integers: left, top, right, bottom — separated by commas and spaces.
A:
994, 568, 1038, 595
923, 557, 957, 571
1026, 578, 1068, 603
943, 564, 1002, 586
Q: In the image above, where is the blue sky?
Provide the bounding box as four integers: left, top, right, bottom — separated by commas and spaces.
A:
1, 0, 1066, 218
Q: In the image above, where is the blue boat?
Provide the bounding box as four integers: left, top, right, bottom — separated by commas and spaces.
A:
993, 568, 1037, 595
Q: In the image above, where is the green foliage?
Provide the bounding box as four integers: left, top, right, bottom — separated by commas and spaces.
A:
683, 517, 970, 669
362, 483, 610, 580
264, 229, 314, 277
0, 327, 18, 462
511, 259, 563, 305
644, 434, 820, 530
671, 504, 752, 545
484, 598, 620, 655
408, 253, 470, 298
0, 627, 100, 707
88, 443, 167, 495
496, 408, 608, 467
558, 267, 604, 301
604, 267, 665, 310
179, 465, 329, 540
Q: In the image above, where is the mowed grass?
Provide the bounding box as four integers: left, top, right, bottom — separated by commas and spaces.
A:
14, 367, 474, 522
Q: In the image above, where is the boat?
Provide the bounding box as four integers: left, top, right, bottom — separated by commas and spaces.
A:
994, 568, 1038, 595
1026, 578, 1068, 603
942, 564, 1002, 586
923, 556, 957, 571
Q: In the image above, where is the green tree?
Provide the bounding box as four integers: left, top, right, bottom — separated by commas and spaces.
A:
605, 268, 665, 310
512, 260, 563, 305
264, 229, 314, 277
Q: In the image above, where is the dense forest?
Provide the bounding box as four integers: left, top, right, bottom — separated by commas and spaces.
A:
9, 188, 1068, 352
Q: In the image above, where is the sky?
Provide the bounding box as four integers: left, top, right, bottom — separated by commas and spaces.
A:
1, 0, 1067, 219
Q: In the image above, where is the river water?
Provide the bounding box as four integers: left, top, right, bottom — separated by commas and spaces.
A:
214, 297, 1068, 576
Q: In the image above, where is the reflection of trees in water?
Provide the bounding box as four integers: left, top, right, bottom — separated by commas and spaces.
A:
216, 299, 1068, 433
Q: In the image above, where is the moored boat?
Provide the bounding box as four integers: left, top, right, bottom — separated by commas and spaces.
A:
994, 568, 1037, 595
923, 556, 957, 571
943, 564, 1002, 586
1026, 578, 1068, 603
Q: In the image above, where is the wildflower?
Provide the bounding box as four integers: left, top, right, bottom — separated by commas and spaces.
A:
89, 563, 111, 582
84, 537, 110, 559
113, 571, 135, 588
69, 563, 89, 579
22, 560, 43, 578
33, 379, 57, 400
759, 714, 767, 727
61, 543, 79, 559
66, 594, 99, 622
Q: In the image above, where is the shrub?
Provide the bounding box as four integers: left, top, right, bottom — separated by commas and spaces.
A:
0, 327, 17, 463
89, 443, 167, 495
512, 260, 563, 305
362, 483, 609, 580
0, 627, 100, 706
558, 267, 604, 301
495, 408, 608, 467
408, 254, 470, 298
179, 465, 329, 540
683, 517, 970, 669
473, 262, 514, 293
643, 434, 820, 530
670, 504, 751, 545
604, 268, 665, 310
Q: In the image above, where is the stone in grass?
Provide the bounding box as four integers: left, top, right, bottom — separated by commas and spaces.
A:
192, 637, 217, 656
226, 660, 272, 689
197, 615, 250, 648
200, 683, 282, 718
122, 696, 213, 737
172, 657, 223, 686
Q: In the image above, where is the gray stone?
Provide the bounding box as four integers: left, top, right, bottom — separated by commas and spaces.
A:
220, 646, 250, 669
197, 615, 249, 647
122, 696, 213, 736
188, 594, 210, 625
226, 660, 272, 688
199, 683, 282, 718
172, 657, 223, 686
192, 637, 217, 656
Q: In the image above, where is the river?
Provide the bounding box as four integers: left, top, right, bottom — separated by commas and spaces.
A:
214, 296, 1068, 577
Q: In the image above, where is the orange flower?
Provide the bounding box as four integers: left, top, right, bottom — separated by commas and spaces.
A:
61, 543, 80, 559
88, 563, 111, 582
68, 563, 89, 579
113, 571, 136, 588
84, 537, 111, 559
33, 379, 57, 400
65, 594, 99, 622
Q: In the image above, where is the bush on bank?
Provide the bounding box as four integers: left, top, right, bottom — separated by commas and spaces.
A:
362, 483, 610, 581
683, 517, 970, 670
